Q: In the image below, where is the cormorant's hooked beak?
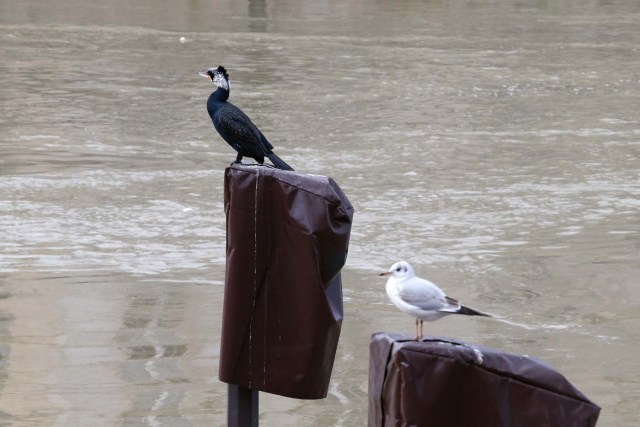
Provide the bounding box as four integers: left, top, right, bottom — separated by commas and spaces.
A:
379, 271, 392, 276
198, 71, 212, 81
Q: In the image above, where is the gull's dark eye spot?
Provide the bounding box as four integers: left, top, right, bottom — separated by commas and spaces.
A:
396, 267, 401, 272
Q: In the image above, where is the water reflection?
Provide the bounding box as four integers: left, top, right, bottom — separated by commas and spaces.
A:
248, 0, 268, 33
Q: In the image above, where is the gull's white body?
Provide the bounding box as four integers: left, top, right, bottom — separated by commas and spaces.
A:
382, 261, 488, 339
384, 262, 461, 321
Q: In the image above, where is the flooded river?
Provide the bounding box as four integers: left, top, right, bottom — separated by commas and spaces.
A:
1, 0, 639, 425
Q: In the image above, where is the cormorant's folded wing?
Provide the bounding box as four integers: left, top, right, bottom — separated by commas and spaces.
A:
215, 108, 268, 155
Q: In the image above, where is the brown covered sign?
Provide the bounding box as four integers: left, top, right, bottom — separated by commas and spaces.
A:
369, 332, 600, 427
219, 164, 354, 399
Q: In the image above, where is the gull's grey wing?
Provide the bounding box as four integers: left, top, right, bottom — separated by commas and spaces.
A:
397, 277, 450, 311
438, 295, 463, 313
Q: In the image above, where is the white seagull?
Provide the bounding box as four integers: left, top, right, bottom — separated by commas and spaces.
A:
380, 261, 490, 340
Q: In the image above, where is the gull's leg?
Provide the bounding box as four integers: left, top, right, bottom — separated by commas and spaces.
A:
419, 320, 424, 340
413, 319, 419, 340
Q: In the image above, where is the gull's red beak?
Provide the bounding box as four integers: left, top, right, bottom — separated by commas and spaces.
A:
379, 271, 392, 276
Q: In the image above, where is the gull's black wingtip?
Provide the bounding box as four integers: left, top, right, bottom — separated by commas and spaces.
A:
458, 305, 491, 317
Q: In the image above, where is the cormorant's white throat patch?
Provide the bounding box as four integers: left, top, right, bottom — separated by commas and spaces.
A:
214, 72, 230, 91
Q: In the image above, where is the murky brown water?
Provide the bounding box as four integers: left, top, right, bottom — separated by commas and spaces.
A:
1, 0, 639, 425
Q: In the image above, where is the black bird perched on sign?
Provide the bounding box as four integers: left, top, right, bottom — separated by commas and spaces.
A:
199, 65, 294, 171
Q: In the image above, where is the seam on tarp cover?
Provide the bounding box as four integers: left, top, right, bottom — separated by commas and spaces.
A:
379, 340, 399, 426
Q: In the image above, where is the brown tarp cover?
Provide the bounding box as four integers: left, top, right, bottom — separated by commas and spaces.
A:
219, 164, 354, 399
369, 332, 600, 427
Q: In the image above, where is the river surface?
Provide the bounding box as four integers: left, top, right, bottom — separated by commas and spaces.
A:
1, 1, 639, 426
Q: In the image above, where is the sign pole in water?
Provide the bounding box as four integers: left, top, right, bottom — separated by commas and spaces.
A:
228, 384, 258, 427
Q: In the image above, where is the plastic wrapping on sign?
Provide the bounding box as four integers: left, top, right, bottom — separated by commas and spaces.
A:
219, 164, 354, 399
368, 332, 600, 427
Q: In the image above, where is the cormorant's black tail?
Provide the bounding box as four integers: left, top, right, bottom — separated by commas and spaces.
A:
267, 153, 294, 171
457, 305, 491, 317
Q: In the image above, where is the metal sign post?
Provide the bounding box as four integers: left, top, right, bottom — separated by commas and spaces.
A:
228, 384, 258, 427
220, 165, 353, 425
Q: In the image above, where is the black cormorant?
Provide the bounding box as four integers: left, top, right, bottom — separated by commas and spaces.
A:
199, 65, 294, 171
